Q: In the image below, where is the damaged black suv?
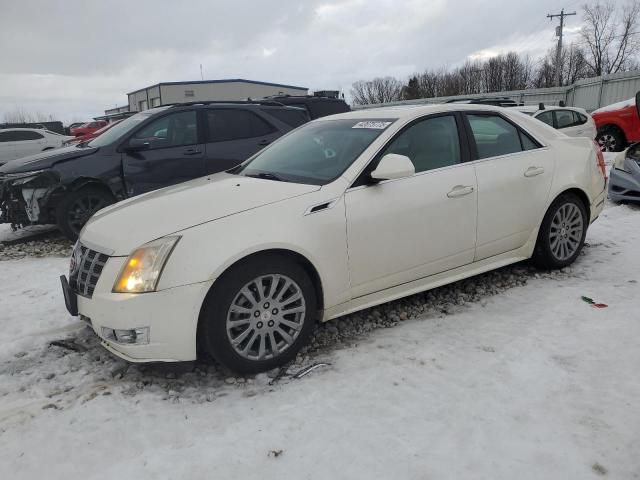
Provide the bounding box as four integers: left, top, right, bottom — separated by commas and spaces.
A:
0, 101, 309, 239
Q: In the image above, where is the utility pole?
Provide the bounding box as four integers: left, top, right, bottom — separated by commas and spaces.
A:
547, 9, 576, 87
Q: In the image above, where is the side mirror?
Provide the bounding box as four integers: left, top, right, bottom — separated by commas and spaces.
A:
636, 91, 639, 118
370, 154, 415, 181
126, 138, 150, 152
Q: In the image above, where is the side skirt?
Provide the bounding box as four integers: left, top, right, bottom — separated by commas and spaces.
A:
321, 230, 539, 322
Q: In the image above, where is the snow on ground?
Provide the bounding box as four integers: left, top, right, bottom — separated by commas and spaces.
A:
0, 223, 56, 243
1, 185, 639, 479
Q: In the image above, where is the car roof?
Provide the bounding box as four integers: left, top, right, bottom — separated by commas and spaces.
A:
167, 100, 300, 110
514, 105, 589, 115
319, 103, 525, 120
319, 103, 564, 144
0, 127, 49, 132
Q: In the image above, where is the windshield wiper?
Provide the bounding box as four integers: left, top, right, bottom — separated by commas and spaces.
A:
243, 172, 289, 182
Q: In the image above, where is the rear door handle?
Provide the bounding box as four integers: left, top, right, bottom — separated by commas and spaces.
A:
447, 185, 474, 198
183, 148, 201, 156
258, 139, 270, 146
524, 166, 545, 177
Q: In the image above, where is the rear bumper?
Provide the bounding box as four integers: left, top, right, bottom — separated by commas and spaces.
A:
590, 183, 606, 222
608, 167, 640, 203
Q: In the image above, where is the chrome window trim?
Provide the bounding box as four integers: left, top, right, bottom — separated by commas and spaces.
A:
344, 110, 549, 192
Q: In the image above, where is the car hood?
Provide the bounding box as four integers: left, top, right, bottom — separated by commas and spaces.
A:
81, 173, 321, 255
0, 146, 97, 173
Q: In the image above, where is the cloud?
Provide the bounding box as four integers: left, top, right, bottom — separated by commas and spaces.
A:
0, 0, 577, 122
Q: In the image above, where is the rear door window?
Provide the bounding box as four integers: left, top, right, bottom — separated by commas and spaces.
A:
265, 108, 309, 127
467, 114, 524, 159
536, 111, 554, 127
555, 110, 578, 129
206, 110, 275, 142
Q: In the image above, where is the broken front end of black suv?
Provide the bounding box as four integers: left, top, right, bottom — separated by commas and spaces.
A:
0, 170, 63, 230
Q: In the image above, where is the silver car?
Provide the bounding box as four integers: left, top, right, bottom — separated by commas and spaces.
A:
609, 142, 640, 202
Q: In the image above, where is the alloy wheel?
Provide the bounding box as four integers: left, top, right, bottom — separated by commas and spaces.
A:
226, 274, 306, 361
597, 134, 616, 152
549, 203, 584, 261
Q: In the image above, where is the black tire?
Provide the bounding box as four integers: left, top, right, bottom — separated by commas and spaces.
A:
596, 126, 626, 152
198, 254, 317, 374
56, 187, 115, 240
532, 193, 588, 269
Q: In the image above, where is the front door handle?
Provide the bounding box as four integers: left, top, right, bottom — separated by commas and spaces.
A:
447, 185, 474, 198
524, 166, 545, 177
183, 148, 201, 156
258, 139, 271, 146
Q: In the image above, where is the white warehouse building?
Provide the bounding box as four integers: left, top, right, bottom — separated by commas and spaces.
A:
127, 78, 308, 112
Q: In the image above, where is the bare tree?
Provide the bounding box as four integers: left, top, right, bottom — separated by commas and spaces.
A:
351, 77, 403, 105
580, 0, 640, 75
2, 107, 57, 124
563, 44, 590, 84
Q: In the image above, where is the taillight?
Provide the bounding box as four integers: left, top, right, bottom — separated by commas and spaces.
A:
593, 140, 607, 180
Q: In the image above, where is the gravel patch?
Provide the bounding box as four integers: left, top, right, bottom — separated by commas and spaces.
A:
0, 252, 581, 407
0, 234, 73, 261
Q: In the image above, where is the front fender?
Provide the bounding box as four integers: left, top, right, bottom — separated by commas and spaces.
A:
155, 194, 352, 311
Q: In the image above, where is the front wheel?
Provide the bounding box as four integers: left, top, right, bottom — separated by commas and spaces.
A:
198, 255, 317, 374
532, 193, 588, 269
56, 187, 114, 240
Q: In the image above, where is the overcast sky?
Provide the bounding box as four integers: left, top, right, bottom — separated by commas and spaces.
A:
0, 0, 589, 123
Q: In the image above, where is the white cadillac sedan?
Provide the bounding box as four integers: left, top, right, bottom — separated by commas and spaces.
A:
61, 104, 607, 373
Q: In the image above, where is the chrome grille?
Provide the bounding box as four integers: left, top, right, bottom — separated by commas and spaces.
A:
69, 243, 109, 298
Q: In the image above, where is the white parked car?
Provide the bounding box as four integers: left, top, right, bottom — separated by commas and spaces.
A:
61, 104, 607, 373
515, 105, 597, 140
0, 128, 74, 164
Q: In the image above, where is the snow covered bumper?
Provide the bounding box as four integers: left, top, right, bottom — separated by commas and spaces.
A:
62, 252, 213, 362
609, 144, 640, 203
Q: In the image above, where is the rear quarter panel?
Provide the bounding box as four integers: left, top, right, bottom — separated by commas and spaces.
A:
547, 136, 605, 220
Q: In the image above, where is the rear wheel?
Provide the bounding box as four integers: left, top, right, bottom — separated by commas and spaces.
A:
532, 193, 587, 269
198, 255, 317, 374
56, 187, 114, 240
596, 126, 625, 152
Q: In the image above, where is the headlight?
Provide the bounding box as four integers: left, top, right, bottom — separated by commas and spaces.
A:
113, 236, 180, 293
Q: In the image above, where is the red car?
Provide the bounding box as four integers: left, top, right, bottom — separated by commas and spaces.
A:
70, 120, 108, 137
592, 91, 640, 152
65, 120, 122, 146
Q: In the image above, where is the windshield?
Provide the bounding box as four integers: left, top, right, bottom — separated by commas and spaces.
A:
93, 120, 121, 135
87, 108, 169, 148
235, 118, 395, 185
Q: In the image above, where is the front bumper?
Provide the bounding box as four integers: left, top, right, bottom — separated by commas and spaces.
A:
65, 255, 213, 362
0, 172, 60, 226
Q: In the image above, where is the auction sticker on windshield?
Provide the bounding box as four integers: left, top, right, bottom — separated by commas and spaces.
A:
352, 121, 393, 129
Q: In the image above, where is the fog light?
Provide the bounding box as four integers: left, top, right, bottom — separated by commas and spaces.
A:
101, 326, 150, 345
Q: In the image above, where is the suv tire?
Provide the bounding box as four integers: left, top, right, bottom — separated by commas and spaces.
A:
56, 187, 114, 240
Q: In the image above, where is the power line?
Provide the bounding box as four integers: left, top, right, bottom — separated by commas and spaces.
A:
547, 9, 577, 86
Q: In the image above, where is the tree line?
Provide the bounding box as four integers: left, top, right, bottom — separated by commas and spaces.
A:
351, 1, 640, 105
